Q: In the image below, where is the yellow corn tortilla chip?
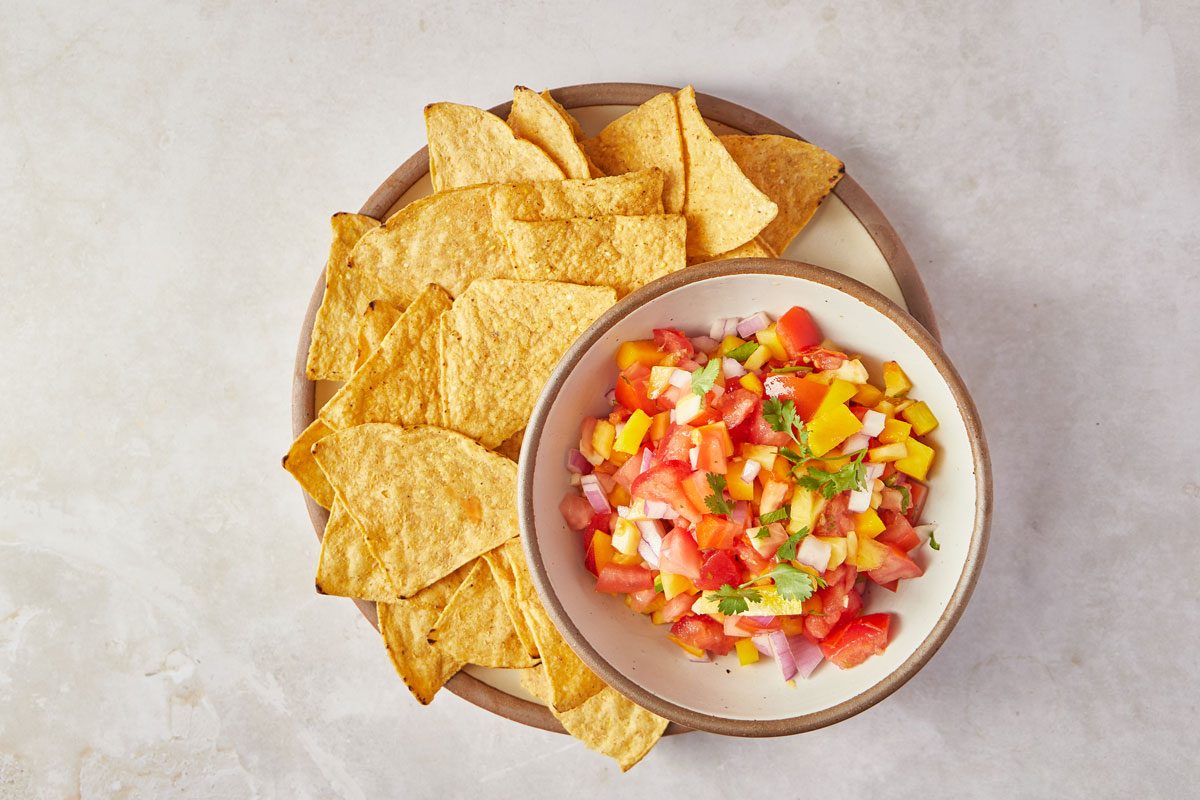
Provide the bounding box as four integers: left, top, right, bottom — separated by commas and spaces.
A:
507, 538, 605, 712
317, 285, 452, 431
676, 86, 778, 257
508, 86, 592, 180
313, 424, 518, 596
428, 559, 536, 669
354, 300, 403, 371
377, 563, 472, 705
719, 134, 845, 255
282, 419, 335, 509
493, 428, 525, 462
306, 212, 382, 381
502, 214, 685, 297
483, 541, 538, 658
686, 235, 775, 266
556, 688, 670, 771
539, 90, 583, 141
582, 92, 685, 213
489, 169, 664, 227
440, 280, 617, 448
426, 102, 564, 191
315, 501, 397, 601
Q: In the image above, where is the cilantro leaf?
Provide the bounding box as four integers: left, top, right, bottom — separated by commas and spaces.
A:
690, 359, 720, 396
928, 529, 940, 550
703, 473, 731, 515
769, 365, 811, 374
779, 447, 804, 464
712, 583, 763, 616
751, 526, 770, 539
759, 506, 789, 525
762, 398, 798, 441
725, 341, 759, 362
775, 527, 809, 561
752, 564, 823, 602
897, 484, 912, 513
796, 453, 868, 499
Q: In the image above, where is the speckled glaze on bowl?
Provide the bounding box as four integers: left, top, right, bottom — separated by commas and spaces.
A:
519, 259, 990, 737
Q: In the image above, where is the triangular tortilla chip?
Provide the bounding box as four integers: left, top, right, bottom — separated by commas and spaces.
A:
686, 235, 775, 266
502, 214, 685, 297
555, 688, 670, 771
428, 559, 536, 668
440, 280, 617, 448
377, 563, 472, 705
306, 212, 382, 381
508, 86, 592, 180
582, 92, 685, 213
282, 419, 335, 509
719, 134, 845, 255
354, 300, 403, 371
540, 90, 584, 141
318, 285, 452, 431
489, 169, 664, 227
676, 86, 778, 257
426, 102, 564, 191
486, 539, 537, 658
312, 424, 518, 596
315, 500, 397, 600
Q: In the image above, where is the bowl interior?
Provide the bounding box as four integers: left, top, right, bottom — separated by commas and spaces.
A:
524, 264, 984, 729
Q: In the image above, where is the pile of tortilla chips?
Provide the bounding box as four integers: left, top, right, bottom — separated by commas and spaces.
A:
283, 85, 844, 770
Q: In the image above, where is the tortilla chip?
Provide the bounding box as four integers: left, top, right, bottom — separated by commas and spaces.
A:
502, 215, 685, 297
582, 92, 685, 213
306, 213, 382, 381
686, 235, 775, 266
719, 134, 845, 255
312, 424, 518, 596
354, 300, 403, 370
676, 86, 778, 256
558, 688, 670, 771
282, 419, 335, 509
428, 559, 536, 669
493, 428, 525, 462
508, 86, 591, 180
507, 538, 605, 712
314, 501, 397, 601
377, 563, 472, 705
483, 542, 538, 658
440, 280, 617, 448
426, 102, 564, 191
539, 90, 584, 141
317, 285, 452, 431
489, 169, 664, 227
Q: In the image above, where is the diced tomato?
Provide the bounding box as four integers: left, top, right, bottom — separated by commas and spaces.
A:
588, 510, 612, 536
744, 404, 793, 446
695, 550, 742, 590
670, 614, 734, 655
737, 615, 783, 633
560, 493, 593, 531
607, 406, 633, 425
681, 470, 715, 518
631, 461, 699, 521
776, 307, 824, 356
653, 328, 694, 358
868, 542, 924, 585
614, 363, 658, 415
695, 428, 728, 474
763, 374, 828, 421
843, 587, 863, 620
583, 535, 599, 576
879, 487, 905, 513
906, 481, 928, 523
653, 424, 694, 466
695, 515, 742, 550
627, 588, 662, 614
814, 493, 854, 537
823, 563, 854, 593
712, 388, 759, 430
877, 509, 920, 552
595, 562, 655, 594
659, 527, 703, 580
613, 449, 644, 490
820, 613, 890, 668
733, 534, 772, 576
659, 592, 696, 623
797, 346, 848, 371
804, 579, 849, 640
877, 579, 899, 592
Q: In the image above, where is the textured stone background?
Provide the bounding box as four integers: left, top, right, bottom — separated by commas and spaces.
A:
1, 1, 1197, 797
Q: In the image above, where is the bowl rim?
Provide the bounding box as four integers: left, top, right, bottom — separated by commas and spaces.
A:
518, 258, 992, 737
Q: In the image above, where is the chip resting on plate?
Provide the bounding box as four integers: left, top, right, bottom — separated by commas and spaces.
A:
582, 92, 685, 214
426, 102, 564, 191
318, 285, 452, 431
353, 299, 403, 371
315, 500, 396, 601
282, 418, 336, 509
427, 558, 537, 669
484, 540, 538, 658
502, 214, 686, 297
377, 562, 472, 704
439, 280, 617, 448
536, 90, 603, 176
676, 86, 778, 256
686, 236, 776, 266
507, 86, 592, 180
719, 133, 845, 255
312, 424, 518, 597
306, 212, 382, 381
488, 169, 664, 226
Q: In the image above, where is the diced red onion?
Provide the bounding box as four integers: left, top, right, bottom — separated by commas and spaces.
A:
842, 432, 870, 455
688, 446, 699, 469
662, 505, 680, 520
668, 368, 692, 389
604, 388, 616, 405
637, 539, 660, 569
865, 462, 885, 482
768, 630, 797, 680
594, 473, 616, 494
744, 615, 775, 625
635, 519, 665, 551
730, 500, 749, 526
752, 634, 774, 658
677, 358, 701, 372
796, 535, 832, 573
579, 475, 609, 513
722, 357, 746, 379
639, 448, 653, 474
691, 335, 719, 353
788, 635, 824, 679
736, 312, 771, 339
694, 352, 708, 366
566, 449, 592, 475
861, 409, 886, 437
723, 318, 740, 339
643, 499, 669, 519
847, 486, 872, 512
740, 459, 761, 483
724, 617, 752, 638
710, 318, 730, 339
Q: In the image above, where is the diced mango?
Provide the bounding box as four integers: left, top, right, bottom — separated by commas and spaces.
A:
827, 358, 869, 384
647, 366, 675, 400
592, 419, 615, 460
739, 372, 764, 395
868, 442, 908, 462
813, 378, 858, 420
741, 444, 777, 471
612, 518, 641, 555
718, 335, 747, 356
726, 460, 756, 501
853, 382, 884, 407
755, 324, 788, 361
667, 634, 706, 657
736, 638, 760, 665
650, 410, 671, 443
815, 536, 847, 570
896, 438, 935, 481
788, 488, 826, 534
771, 457, 791, 481
806, 404, 864, 457
901, 401, 939, 436
608, 484, 630, 507
696, 421, 734, 456
874, 399, 898, 417
616, 339, 661, 369
660, 571, 698, 600
878, 418, 912, 444
743, 345, 772, 371
592, 531, 615, 571
614, 409, 652, 453
882, 361, 912, 397
611, 552, 642, 566
852, 536, 889, 570
853, 508, 886, 538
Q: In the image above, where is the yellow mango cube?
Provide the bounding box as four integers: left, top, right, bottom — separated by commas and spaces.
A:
591, 531, 615, 571
660, 572, 698, 600
901, 401, 939, 436
739, 372, 764, 395
725, 460, 756, 501
883, 361, 912, 397
814, 378, 858, 420
592, 419, 615, 460
896, 438, 935, 481
614, 409, 653, 453
852, 536, 889, 570
743, 344, 771, 371
736, 638, 760, 665
868, 442, 908, 463
755, 324, 788, 361
878, 417, 912, 444
611, 518, 641, 555
853, 508, 886, 538
806, 404, 864, 457
788, 488, 826, 533
853, 383, 884, 407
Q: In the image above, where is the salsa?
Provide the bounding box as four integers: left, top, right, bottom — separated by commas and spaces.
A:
559, 307, 939, 681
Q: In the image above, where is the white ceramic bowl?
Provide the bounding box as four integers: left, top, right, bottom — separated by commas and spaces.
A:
518, 259, 990, 736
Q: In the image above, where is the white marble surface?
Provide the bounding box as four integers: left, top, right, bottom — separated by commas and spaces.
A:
2, 1, 1197, 797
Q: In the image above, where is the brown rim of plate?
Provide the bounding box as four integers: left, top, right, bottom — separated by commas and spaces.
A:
291, 83, 942, 737
517, 258, 991, 738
